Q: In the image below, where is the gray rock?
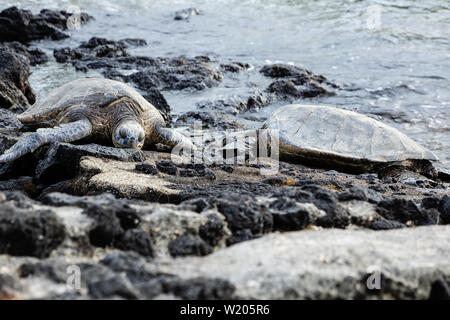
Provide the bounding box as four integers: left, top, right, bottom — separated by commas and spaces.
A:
149, 225, 450, 299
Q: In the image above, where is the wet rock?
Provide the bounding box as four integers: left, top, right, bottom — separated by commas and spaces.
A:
36, 142, 145, 185
118, 38, 148, 47
0, 41, 48, 66
220, 61, 251, 73
0, 7, 93, 43
168, 234, 213, 257
54, 37, 129, 63
261, 63, 335, 99
54, 43, 223, 92
261, 64, 315, 79
0, 49, 35, 112
142, 89, 172, 123
127, 57, 223, 91
376, 199, 438, 226
267, 79, 330, 99
0, 203, 66, 258
174, 8, 200, 20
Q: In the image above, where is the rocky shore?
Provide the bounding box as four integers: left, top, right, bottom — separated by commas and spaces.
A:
0, 7, 449, 300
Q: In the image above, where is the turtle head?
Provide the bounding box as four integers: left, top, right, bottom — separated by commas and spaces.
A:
113, 120, 145, 150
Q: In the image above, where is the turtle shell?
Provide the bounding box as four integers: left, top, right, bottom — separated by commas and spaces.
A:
19, 78, 158, 124
264, 104, 438, 165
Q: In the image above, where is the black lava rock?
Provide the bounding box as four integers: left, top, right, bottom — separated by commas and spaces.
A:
0, 204, 66, 258
226, 229, 254, 246
369, 219, 405, 230
115, 229, 155, 258
135, 163, 158, 175
84, 205, 124, 248
270, 197, 313, 231
0, 48, 35, 112
439, 195, 450, 224
0, 41, 48, 66
338, 186, 383, 203
0, 7, 93, 43
166, 277, 235, 300
168, 234, 213, 257
36, 142, 145, 184
156, 160, 178, 175
199, 214, 226, 247
376, 198, 438, 226
142, 89, 172, 123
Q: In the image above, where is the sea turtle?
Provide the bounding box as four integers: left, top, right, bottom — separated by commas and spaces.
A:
0, 77, 193, 163
262, 104, 439, 178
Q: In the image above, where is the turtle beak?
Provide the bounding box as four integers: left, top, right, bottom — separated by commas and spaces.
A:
131, 138, 137, 149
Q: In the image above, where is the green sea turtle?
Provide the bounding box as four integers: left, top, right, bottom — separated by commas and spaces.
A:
0, 77, 194, 163
262, 104, 439, 178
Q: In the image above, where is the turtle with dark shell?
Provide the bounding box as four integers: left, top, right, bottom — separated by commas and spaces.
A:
0, 77, 193, 163
262, 104, 439, 178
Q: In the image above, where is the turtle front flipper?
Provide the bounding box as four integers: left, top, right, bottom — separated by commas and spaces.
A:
153, 126, 196, 151
0, 119, 92, 163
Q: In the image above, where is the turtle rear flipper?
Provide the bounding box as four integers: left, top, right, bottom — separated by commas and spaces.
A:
0, 119, 92, 163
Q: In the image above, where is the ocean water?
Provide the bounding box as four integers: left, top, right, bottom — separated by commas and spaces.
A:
5, 0, 450, 168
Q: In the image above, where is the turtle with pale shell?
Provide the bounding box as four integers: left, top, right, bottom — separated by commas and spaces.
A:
0, 77, 194, 163
262, 104, 439, 178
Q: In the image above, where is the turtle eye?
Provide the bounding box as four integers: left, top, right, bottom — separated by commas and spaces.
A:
138, 132, 145, 142
120, 127, 127, 139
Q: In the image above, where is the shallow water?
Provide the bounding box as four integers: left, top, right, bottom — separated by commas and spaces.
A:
7, 0, 450, 168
